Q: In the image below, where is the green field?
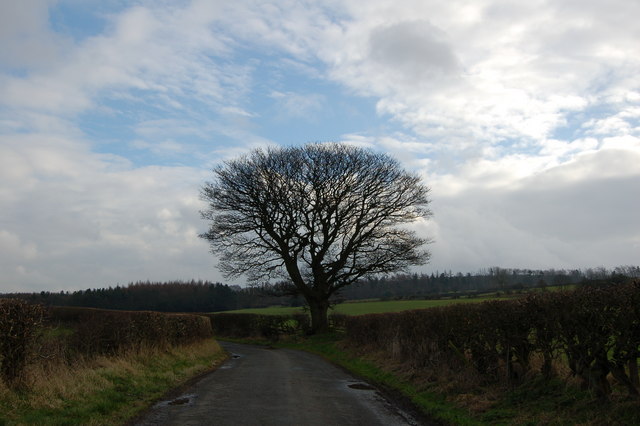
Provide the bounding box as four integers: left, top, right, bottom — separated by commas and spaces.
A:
219, 296, 497, 316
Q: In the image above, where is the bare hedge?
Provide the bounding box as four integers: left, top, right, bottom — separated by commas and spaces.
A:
49, 307, 213, 356
0, 303, 214, 389
0, 299, 45, 388
342, 280, 640, 400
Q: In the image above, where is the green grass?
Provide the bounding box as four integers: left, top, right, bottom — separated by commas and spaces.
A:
333, 298, 484, 315
220, 306, 307, 315
220, 296, 494, 316
0, 340, 227, 425
219, 286, 576, 317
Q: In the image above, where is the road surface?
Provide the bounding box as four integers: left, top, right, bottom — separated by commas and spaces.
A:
135, 341, 428, 425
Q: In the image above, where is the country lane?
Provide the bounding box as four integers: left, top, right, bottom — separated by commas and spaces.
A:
134, 341, 431, 425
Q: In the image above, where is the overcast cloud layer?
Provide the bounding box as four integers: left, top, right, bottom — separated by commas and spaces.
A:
1, 0, 639, 292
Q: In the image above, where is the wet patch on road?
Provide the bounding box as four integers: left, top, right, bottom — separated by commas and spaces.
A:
220, 352, 243, 369
154, 394, 198, 408
348, 383, 376, 390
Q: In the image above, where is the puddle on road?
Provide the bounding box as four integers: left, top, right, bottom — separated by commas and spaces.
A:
155, 394, 197, 408
348, 383, 375, 391
220, 353, 242, 369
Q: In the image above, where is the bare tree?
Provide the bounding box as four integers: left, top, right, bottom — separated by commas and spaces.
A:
200, 143, 432, 333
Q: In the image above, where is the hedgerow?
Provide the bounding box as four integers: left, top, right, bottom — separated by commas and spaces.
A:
49, 307, 213, 356
342, 279, 640, 400
0, 304, 213, 389
0, 299, 45, 388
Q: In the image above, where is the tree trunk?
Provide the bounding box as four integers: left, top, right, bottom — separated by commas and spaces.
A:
308, 298, 330, 334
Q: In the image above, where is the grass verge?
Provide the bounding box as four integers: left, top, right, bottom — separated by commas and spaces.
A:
0, 339, 227, 425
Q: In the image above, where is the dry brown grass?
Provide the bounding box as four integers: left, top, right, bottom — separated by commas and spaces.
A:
0, 339, 226, 424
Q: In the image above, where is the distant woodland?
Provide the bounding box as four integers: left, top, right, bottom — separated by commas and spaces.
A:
4, 266, 639, 313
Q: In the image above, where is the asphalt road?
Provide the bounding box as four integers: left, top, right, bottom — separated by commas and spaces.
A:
135, 341, 427, 426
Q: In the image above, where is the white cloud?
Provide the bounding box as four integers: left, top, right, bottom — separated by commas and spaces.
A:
131, 139, 188, 156
270, 90, 327, 120
423, 141, 640, 273
0, 1, 250, 121
368, 20, 462, 89
0, 132, 222, 292
0, 0, 71, 70
297, 0, 640, 155
538, 138, 598, 159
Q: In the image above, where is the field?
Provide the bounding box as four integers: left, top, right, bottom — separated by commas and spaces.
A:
220, 285, 574, 317
220, 295, 500, 316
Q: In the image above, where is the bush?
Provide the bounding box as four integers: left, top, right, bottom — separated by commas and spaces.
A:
0, 299, 45, 388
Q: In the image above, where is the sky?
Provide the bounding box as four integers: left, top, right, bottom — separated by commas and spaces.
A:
1, 0, 639, 293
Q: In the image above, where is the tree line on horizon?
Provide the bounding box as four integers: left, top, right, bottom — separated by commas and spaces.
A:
3, 265, 639, 313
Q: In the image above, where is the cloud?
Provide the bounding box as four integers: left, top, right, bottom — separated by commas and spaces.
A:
270, 90, 327, 120
131, 139, 189, 156
301, 0, 640, 154
0, 1, 249, 120
0, 131, 221, 292
0, 0, 70, 70
424, 142, 640, 272
368, 20, 461, 87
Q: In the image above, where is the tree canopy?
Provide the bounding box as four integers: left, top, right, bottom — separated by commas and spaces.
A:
200, 143, 432, 332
